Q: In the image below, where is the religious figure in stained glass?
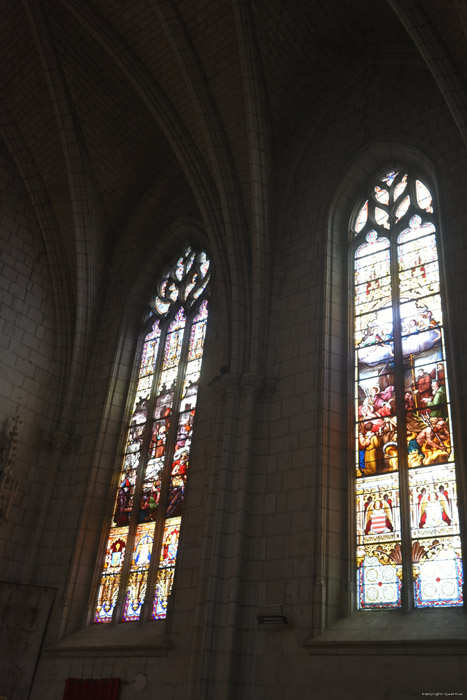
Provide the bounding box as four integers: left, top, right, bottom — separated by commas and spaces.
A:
351, 170, 463, 610
93, 245, 211, 623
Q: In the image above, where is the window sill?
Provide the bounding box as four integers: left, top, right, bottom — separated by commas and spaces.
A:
302, 608, 467, 654
46, 622, 174, 658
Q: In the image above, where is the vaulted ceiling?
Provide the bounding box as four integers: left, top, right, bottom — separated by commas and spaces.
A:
1, 0, 467, 307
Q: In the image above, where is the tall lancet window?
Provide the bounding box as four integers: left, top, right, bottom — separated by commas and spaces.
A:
94, 245, 211, 623
352, 170, 463, 610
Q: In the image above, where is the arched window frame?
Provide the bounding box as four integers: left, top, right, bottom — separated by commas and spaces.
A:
92, 243, 211, 625
349, 167, 464, 613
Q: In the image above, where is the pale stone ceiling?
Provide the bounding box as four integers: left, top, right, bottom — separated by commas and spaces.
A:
1, 0, 466, 290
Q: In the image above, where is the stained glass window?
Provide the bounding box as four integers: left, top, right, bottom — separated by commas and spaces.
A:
94, 245, 211, 623
352, 170, 463, 610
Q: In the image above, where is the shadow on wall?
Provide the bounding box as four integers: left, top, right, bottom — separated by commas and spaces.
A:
0, 581, 55, 699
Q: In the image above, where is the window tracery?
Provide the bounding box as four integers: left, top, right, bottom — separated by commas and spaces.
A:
94, 245, 210, 623
352, 170, 463, 610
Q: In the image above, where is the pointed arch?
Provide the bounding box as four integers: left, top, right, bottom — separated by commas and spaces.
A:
351, 167, 463, 610
93, 244, 211, 623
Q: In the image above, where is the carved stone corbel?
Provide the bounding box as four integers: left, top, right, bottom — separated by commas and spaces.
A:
39, 430, 81, 454
209, 372, 277, 403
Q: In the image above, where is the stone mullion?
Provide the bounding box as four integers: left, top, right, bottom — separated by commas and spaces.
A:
390, 225, 414, 614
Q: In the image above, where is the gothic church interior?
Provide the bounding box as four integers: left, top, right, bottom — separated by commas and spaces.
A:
2, 0, 467, 698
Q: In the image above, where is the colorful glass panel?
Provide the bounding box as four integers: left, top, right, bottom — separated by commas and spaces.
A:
374, 207, 389, 229
152, 517, 181, 619
357, 546, 403, 609
393, 174, 407, 201
353, 171, 462, 610
374, 186, 389, 205
413, 536, 463, 607
122, 523, 156, 621
94, 528, 128, 623
415, 180, 433, 212
139, 323, 161, 377
94, 246, 210, 624
355, 201, 368, 233
409, 465, 459, 535
382, 170, 398, 185
356, 469, 402, 609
